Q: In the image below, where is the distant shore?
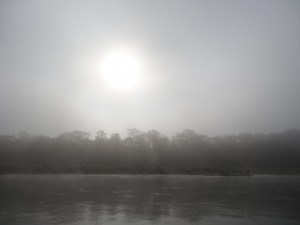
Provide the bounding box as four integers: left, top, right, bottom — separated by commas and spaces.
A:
1, 129, 300, 177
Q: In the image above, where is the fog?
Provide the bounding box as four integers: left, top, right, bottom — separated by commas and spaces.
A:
1, 0, 300, 137
1, 129, 300, 174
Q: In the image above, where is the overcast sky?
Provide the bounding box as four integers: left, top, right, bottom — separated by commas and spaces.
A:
0, 0, 300, 137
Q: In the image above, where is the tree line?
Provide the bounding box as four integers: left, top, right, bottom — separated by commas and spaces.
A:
0, 128, 300, 174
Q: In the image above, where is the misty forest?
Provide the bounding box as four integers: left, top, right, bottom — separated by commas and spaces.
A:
1, 128, 300, 175
1, 0, 300, 224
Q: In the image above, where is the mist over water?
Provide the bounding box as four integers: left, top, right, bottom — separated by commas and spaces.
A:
1, 1, 300, 224
1, 175, 300, 225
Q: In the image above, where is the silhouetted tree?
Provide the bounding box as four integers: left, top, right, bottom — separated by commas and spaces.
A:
0, 128, 300, 174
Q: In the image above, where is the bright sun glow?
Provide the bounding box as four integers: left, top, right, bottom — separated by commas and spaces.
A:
101, 51, 140, 90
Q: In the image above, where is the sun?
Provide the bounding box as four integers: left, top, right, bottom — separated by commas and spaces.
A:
101, 51, 140, 90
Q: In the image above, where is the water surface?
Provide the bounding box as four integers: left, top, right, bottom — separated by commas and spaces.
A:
0, 175, 299, 224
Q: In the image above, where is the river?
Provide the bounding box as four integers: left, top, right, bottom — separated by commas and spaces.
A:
0, 175, 299, 224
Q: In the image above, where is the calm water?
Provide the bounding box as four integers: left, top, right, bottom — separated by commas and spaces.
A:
0, 175, 299, 225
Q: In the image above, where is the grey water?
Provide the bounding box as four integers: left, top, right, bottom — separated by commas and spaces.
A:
0, 175, 299, 225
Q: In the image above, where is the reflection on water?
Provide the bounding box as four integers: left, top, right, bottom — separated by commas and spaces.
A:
0, 175, 300, 225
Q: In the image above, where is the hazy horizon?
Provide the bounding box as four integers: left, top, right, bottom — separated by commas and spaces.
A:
1, 0, 300, 137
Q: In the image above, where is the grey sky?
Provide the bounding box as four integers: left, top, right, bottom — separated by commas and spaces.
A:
1, 0, 300, 137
